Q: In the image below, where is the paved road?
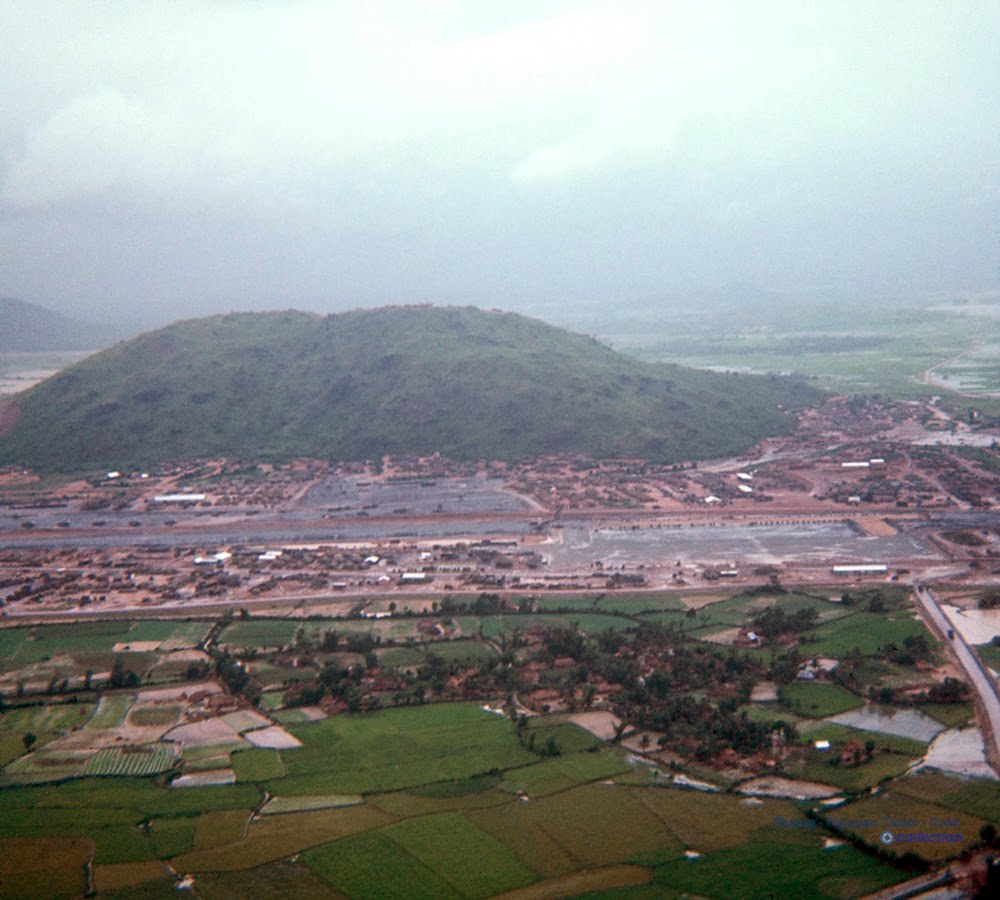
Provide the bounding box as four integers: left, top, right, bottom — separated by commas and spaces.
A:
914, 584, 1000, 776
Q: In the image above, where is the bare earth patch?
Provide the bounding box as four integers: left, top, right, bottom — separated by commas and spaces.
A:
701, 627, 741, 645
736, 776, 841, 799
569, 711, 622, 741
112, 640, 162, 653
244, 726, 302, 749
138, 681, 220, 703
751, 681, 779, 702
166, 718, 242, 747
171, 769, 236, 788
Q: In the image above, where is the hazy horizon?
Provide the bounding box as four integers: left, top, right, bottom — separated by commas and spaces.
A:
2, 1, 998, 328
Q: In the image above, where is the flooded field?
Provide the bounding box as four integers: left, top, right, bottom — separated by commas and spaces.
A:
829, 706, 944, 743
919, 727, 998, 780
940, 605, 1000, 645
547, 521, 934, 568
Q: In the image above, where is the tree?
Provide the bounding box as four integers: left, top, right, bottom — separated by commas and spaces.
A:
23, 732, 36, 751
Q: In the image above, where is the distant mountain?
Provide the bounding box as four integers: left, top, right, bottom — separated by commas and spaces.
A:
0, 305, 823, 472
0, 296, 120, 351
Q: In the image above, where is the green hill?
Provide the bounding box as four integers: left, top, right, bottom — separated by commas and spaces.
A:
0, 305, 822, 472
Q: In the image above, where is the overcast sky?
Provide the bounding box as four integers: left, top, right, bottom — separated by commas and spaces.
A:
2, 0, 998, 326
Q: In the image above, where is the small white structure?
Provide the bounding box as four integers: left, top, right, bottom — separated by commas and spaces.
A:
106, 470, 121, 480
400, 572, 428, 583
704, 495, 721, 504
737, 472, 753, 481
153, 493, 207, 503
814, 740, 831, 751
363, 555, 380, 565
737, 484, 753, 494
258, 550, 283, 561
869, 458, 885, 465
831, 564, 887, 574
841, 461, 870, 469
194, 550, 231, 565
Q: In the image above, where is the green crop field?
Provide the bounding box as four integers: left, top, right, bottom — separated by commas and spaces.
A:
499, 750, 627, 797
88, 694, 134, 729
525, 721, 599, 754
275, 703, 536, 796
826, 792, 987, 862
799, 611, 931, 657
232, 749, 285, 782
457, 612, 630, 638
381, 812, 538, 898
129, 705, 182, 727
780, 683, 864, 718
305, 830, 463, 900
649, 841, 906, 899
1, 702, 96, 735
83, 744, 177, 777
796, 751, 916, 792
471, 783, 681, 873
218, 620, 298, 649
260, 794, 363, 815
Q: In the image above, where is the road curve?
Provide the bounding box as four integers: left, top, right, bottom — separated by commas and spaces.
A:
914, 584, 1000, 777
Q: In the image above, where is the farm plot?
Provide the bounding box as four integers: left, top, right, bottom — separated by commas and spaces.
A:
795, 751, 917, 792
83, 743, 177, 777
305, 830, 463, 900
0, 835, 93, 900
635, 786, 808, 854
895, 771, 1000, 823
499, 750, 628, 797
825, 792, 987, 862
780, 683, 864, 718
380, 812, 537, 898
88, 694, 134, 729
7, 621, 134, 662
275, 703, 536, 796
456, 613, 631, 639
218, 620, 298, 649
469, 783, 679, 873
173, 804, 393, 872
260, 794, 362, 815
828, 705, 943, 743
649, 841, 906, 900
232, 749, 285, 782
800, 611, 931, 657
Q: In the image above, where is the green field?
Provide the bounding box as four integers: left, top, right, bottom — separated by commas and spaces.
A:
218, 620, 298, 649
457, 612, 629, 638
649, 841, 905, 899
780, 683, 864, 718
380, 812, 537, 898
232, 749, 285, 782
275, 703, 536, 796
83, 744, 177, 777
88, 695, 134, 729
305, 830, 463, 900
800, 611, 931, 657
